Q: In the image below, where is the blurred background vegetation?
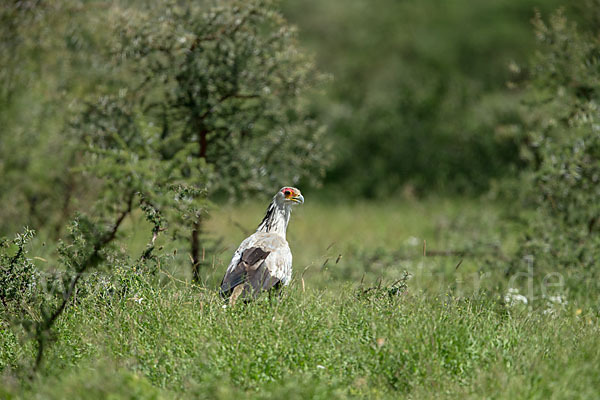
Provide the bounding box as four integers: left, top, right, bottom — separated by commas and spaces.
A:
2, 0, 600, 396
283, 0, 563, 197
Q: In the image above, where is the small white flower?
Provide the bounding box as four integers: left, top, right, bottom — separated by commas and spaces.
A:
548, 295, 567, 305
504, 288, 528, 306
514, 294, 528, 304
316, 365, 325, 370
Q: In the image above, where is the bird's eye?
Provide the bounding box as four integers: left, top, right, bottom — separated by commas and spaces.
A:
284, 190, 291, 196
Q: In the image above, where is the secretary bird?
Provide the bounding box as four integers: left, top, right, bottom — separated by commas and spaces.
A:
220, 187, 304, 304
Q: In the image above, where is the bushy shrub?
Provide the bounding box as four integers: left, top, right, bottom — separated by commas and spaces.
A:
506, 7, 600, 296
74, 0, 330, 280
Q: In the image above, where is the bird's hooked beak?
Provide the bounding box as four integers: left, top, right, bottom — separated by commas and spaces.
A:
291, 194, 304, 204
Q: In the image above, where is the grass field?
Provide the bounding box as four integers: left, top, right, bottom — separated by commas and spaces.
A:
205, 197, 508, 291
2, 198, 599, 399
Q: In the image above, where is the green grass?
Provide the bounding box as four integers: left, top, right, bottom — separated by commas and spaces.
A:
2, 198, 599, 399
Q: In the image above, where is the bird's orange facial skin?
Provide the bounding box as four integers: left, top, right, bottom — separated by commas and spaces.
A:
282, 187, 294, 198
280, 186, 303, 204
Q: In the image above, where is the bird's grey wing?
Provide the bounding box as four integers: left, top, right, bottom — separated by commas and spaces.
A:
220, 237, 247, 295
220, 246, 270, 295
246, 252, 283, 292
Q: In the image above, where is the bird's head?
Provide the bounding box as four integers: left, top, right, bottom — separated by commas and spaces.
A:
276, 186, 304, 206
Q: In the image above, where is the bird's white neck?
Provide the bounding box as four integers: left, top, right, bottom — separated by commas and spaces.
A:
256, 199, 291, 237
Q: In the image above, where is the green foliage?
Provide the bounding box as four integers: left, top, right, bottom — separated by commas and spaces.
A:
77, 0, 329, 197
3, 200, 166, 373
0, 1, 114, 235
505, 7, 600, 294
0, 228, 38, 310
